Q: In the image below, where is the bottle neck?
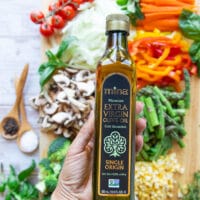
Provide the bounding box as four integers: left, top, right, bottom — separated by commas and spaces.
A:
106, 31, 128, 51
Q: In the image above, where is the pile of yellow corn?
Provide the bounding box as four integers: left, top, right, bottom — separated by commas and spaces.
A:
135, 153, 184, 200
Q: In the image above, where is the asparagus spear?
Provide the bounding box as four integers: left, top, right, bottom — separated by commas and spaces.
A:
153, 86, 176, 117
140, 96, 154, 132
183, 69, 190, 109
170, 131, 185, 148
152, 94, 165, 139
165, 113, 187, 136
144, 97, 160, 128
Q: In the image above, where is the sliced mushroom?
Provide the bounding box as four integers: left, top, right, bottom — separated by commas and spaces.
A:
64, 116, 75, 128
73, 80, 95, 97
30, 95, 47, 109
43, 102, 59, 115
63, 129, 72, 138
41, 115, 57, 131
85, 73, 95, 81
78, 120, 84, 127
53, 74, 70, 89
65, 67, 78, 74
56, 88, 76, 104
52, 112, 74, 124
54, 126, 63, 135
56, 91, 70, 104
43, 90, 53, 104
68, 97, 88, 111
75, 112, 82, 119
63, 88, 76, 98
75, 70, 91, 82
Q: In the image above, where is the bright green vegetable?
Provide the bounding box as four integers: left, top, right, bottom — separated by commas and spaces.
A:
38, 37, 76, 88
179, 10, 200, 76
181, 171, 200, 200
144, 97, 159, 127
0, 160, 39, 200
116, 0, 128, 6
153, 86, 176, 117
44, 175, 58, 193
18, 160, 36, 182
136, 69, 190, 161
152, 93, 165, 139
117, 0, 144, 26
48, 136, 71, 162
189, 41, 200, 77
36, 137, 71, 197
183, 69, 191, 108
171, 131, 185, 148
179, 9, 200, 41
140, 96, 154, 132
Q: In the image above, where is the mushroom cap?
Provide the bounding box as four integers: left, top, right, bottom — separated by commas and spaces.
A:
51, 112, 74, 124
75, 70, 92, 82
53, 74, 70, 89
75, 80, 95, 97
43, 102, 59, 115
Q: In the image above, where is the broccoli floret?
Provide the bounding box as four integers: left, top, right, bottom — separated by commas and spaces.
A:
36, 174, 58, 194
44, 174, 58, 193
37, 137, 72, 197
36, 181, 46, 193
42, 194, 51, 200
39, 158, 54, 179
50, 162, 62, 176
48, 137, 71, 162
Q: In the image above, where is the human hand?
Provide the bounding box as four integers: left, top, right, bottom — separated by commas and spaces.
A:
52, 102, 146, 200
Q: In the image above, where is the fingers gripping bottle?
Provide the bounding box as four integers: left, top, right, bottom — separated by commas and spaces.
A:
93, 14, 136, 200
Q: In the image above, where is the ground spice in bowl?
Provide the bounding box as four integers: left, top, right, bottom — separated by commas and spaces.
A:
3, 118, 19, 136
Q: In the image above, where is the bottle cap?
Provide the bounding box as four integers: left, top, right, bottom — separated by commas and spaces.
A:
106, 14, 130, 34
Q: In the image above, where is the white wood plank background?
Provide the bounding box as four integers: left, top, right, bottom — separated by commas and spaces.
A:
0, 1, 41, 198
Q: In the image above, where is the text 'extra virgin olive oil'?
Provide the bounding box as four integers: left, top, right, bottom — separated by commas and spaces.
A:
93, 14, 136, 200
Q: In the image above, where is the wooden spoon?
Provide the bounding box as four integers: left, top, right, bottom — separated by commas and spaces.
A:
0, 64, 29, 139
16, 92, 38, 154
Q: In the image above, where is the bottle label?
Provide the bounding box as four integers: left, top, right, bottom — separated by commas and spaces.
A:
98, 73, 132, 196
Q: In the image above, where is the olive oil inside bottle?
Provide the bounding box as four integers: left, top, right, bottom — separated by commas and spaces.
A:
93, 14, 136, 200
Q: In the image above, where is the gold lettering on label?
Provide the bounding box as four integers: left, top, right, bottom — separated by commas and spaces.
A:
105, 160, 124, 170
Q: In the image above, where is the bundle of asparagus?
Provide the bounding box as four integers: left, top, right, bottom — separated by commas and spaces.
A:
136, 69, 190, 161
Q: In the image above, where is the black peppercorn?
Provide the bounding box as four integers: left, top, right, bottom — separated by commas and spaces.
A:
3, 118, 19, 136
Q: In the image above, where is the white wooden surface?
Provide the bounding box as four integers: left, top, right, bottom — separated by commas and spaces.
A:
0, 1, 41, 195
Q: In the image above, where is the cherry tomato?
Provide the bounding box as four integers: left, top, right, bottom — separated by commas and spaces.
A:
190, 65, 198, 76
58, 5, 76, 20
51, 15, 65, 29
30, 11, 45, 24
40, 22, 54, 37
58, 0, 68, 5
72, 0, 84, 5
48, 2, 61, 12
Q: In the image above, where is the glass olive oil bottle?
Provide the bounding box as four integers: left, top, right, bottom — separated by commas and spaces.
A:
93, 14, 136, 200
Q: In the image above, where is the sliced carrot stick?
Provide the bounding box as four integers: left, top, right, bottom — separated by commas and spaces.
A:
140, 3, 194, 13
141, 0, 193, 7
143, 13, 179, 22
177, 0, 195, 4
138, 18, 179, 31
137, 17, 179, 27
